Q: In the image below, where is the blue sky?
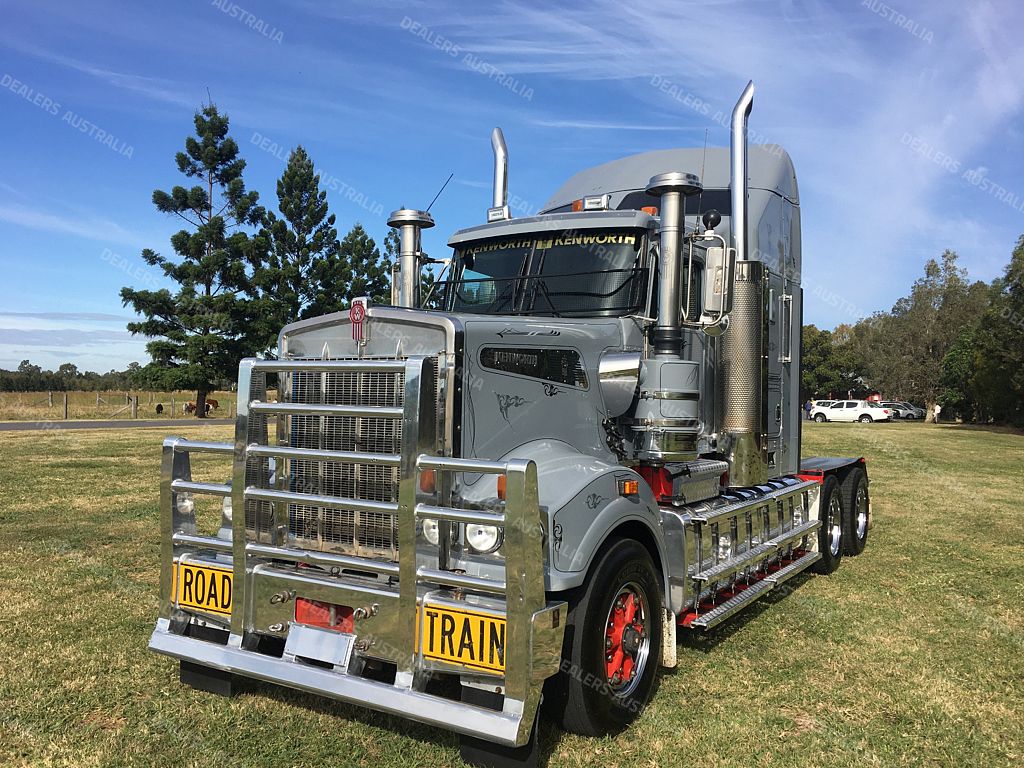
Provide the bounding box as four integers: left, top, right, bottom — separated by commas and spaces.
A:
1, 0, 1022, 371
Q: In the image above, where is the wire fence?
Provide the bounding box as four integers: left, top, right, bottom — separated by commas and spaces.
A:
0, 390, 238, 422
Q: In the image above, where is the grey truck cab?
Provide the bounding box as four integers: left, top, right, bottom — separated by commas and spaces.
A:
149, 82, 870, 767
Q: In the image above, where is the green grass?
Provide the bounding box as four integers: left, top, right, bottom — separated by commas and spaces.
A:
1, 422, 1022, 766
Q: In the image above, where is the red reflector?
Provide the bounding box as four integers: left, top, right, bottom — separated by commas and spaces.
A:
295, 598, 354, 633
638, 465, 673, 502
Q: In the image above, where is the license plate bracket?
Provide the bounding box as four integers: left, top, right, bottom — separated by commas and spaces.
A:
285, 624, 355, 669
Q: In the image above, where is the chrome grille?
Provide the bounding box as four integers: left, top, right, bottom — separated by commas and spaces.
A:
285, 363, 405, 559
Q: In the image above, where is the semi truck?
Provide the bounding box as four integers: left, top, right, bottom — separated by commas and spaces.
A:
149, 81, 871, 766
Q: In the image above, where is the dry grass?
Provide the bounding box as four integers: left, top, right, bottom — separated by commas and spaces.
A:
0, 390, 236, 422
0, 421, 1022, 766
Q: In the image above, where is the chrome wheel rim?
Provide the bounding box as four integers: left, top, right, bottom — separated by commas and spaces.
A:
855, 485, 868, 540
828, 494, 842, 556
603, 581, 650, 698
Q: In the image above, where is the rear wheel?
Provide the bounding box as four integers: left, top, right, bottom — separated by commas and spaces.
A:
841, 467, 869, 555
547, 538, 662, 737
858, 414, 872, 423
814, 413, 827, 423
811, 475, 843, 574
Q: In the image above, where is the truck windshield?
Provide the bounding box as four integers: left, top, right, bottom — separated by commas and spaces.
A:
446, 230, 647, 317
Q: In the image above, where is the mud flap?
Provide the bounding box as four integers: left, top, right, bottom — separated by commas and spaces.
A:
458, 687, 539, 768
180, 660, 234, 697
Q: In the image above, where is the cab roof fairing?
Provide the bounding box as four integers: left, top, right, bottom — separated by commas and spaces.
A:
541, 145, 799, 212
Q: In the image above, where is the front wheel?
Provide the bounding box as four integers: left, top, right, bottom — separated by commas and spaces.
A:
814, 413, 827, 422
547, 538, 663, 737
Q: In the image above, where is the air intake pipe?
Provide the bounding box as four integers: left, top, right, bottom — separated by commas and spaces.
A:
387, 208, 435, 308
645, 171, 703, 358
488, 127, 510, 222
720, 80, 768, 487
631, 171, 703, 467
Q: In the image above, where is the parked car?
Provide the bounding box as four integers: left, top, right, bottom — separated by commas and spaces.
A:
881, 401, 915, 419
812, 399, 836, 409
811, 399, 893, 423
901, 402, 926, 420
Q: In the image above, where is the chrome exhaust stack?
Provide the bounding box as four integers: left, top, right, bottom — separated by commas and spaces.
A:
488, 127, 511, 222
387, 208, 435, 308
720, 80, 768, 487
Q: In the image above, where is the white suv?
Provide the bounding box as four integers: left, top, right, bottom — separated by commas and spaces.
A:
810, 400, 892, 423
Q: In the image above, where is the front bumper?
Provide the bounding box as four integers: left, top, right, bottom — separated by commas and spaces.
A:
153, 357, 564, 748
151, 590, 566, 747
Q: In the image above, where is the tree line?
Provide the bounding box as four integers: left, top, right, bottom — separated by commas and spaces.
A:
0, 360, 145, 392
802, 242, 1024, 426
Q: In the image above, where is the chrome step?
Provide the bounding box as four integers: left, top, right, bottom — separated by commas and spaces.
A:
691, 519, 820, 584
764, 551, 821, 585
689, 580, 774, 629
692, 541, 778, 583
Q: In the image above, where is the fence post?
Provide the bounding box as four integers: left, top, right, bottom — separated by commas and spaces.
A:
63, 393, 69, 420
96, 392, 100, 406
48, 391, 53, 407
171, 396, 175, 416
131, 396, 139, 419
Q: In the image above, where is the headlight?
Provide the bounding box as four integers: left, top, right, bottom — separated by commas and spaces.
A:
466, 524, 503, 554
175, 492, 195, 516
422, 518, 440, 546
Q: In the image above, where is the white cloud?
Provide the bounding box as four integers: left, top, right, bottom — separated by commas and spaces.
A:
0, 202, 148, 248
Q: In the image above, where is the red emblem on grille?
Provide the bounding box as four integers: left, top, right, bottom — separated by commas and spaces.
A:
350, 301, 366, 341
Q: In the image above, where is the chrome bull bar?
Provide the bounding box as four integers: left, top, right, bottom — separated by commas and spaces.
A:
150, 355, 565, 748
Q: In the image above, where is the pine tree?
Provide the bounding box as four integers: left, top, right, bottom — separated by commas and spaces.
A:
305, 223, 391, 313
255, 146, 341, 332
120, 104, 264, 417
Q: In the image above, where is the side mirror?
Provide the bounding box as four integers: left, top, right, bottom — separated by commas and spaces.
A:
701, 245, 735, 319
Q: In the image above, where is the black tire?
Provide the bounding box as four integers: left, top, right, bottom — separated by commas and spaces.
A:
814, 413, 827, 423
841, 467, 869, 556
811, 475, 843, 574
858, 414, 872, 423
547, 538, 662, 737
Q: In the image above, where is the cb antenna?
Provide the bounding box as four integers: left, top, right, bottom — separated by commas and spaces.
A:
696, 128, 709, 223
426, 172, 454, 213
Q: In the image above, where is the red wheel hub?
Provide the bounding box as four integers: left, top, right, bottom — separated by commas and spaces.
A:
604, 587, 646, 687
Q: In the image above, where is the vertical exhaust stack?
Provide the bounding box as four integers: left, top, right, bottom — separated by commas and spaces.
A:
387, 208, 435, 308
720, 80, 769, 487
488, 127, 511, 222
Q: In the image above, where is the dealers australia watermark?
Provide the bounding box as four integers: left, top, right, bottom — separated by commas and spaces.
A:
901, 132, 1024, 215
862, 0, 934, 43
400, 16, 461, 58
399, 15, 533, 100
211, 0, 283, 44
1, 74, 133, 159
461, 54, 534, 101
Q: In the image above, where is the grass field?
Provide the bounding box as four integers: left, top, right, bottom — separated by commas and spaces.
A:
0, 390, 236, 422
1, 422, 1022, 767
